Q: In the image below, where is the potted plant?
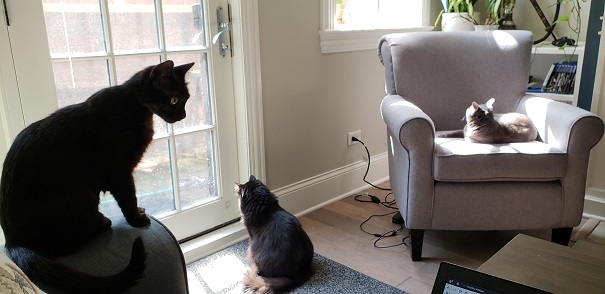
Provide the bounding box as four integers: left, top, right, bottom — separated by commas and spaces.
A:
472, 0, 503, 30
435, 0, 479, 31
484, 0, 502, 25
336, 0, 347, 25
554, 0, 585, 45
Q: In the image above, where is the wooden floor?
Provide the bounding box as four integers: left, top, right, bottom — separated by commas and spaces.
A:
298, 182, 596, 294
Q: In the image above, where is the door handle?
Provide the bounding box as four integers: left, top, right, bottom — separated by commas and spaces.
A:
212, 5, 232, 57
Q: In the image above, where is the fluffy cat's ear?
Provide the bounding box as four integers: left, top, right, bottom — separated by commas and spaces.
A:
472, 102, 479, 110
174, 62, 195, 78
249, 175, 256, 182
486, 98, 495, 110
150, 60, 175, 80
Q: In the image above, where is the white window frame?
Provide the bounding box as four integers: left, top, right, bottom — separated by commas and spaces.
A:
319, 0, 434, 54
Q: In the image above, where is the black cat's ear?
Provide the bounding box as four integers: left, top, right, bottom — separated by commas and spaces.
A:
174, 62, 195, 78
249, 175, 256, 182
150, 60, 175, 81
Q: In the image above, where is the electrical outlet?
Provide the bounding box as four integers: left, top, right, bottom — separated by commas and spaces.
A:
347, 130, 361, 146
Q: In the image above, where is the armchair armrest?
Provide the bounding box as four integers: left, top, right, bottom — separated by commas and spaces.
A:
380, 95, 436, 229
518, 95, 604, 226
380, 95, 435, 146
518, 95, 603, 151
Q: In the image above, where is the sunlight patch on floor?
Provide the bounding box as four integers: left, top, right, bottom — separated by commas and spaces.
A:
189, 253, 247, 292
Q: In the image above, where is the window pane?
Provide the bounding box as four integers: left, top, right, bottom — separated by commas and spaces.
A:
115, 55, 161, 84
335, 0, 424, 29
134, 139, 176, 215
176, 131, 217, 208
337, 0, 378, 29
163, 0, 206, 49
99, 139, 176, 218
378, 0, 423, 28
109, 0, 159, 52
168, 52, 213, 129
43, 0, 106, 56
52, 59, 110, 107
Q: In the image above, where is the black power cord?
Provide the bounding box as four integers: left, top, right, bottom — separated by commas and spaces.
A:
351, 137, 408, 248
354, 192, 397, 210
359, 211, 409, 249
351, 137, 391, 191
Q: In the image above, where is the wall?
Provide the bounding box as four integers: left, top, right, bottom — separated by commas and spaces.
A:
257, 0, 389, 189
513, 0, 591, 42
256, 0, 593, 190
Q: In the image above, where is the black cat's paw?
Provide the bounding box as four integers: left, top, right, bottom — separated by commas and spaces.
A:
100, 214, 112, 229
126, 207, 151, 227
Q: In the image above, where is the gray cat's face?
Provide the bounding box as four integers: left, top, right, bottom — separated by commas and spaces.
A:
235, 176, 277, 215
465, 98, 495, 122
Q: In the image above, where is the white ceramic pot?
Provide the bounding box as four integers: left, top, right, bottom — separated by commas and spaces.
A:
474, 24, 500, 31
441, 12, 480, 31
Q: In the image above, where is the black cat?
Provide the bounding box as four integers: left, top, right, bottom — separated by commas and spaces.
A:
237, 175, 314, 294
0, 60, 194, 293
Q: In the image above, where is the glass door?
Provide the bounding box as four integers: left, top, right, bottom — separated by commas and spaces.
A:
38, 0, 240, 241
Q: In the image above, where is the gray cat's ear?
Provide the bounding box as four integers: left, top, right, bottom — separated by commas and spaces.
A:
249, 175, 256, 181
486, 98, 495, 110
234, 182, 243, 195
150, 60, 175, 80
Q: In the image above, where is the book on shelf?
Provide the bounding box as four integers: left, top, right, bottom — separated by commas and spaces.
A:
541, 61, 577, 94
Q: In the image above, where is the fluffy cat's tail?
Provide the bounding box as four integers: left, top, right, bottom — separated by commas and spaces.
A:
5, 237, 147, 293
436, 129, 465, 138
243, 266, 311, 294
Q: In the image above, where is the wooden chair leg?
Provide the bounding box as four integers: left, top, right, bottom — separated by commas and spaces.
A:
410, 229, 425, 261
551, 227, 573, 246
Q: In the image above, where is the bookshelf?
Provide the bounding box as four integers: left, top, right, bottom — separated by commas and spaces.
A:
528, 42, 585, 106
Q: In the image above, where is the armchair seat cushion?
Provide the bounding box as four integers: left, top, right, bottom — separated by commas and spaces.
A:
434, 137, 567, 182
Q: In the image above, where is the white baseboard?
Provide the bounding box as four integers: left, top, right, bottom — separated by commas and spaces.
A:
275, 152, 389, 217
181, 153, 390, 263
584, 187, 605, 221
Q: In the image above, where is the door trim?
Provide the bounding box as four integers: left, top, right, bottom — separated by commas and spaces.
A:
231, 0, 265, 181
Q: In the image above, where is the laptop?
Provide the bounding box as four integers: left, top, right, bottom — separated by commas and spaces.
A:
432, 262, 551, 294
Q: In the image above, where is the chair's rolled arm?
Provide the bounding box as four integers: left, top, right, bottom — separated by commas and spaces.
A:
381, 95, 436, 229
518, 95, 604, 151
380, 95, 435, 147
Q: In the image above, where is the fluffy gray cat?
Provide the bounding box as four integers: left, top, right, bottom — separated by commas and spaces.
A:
236, 175, 314, 294
462, 98, 538, 144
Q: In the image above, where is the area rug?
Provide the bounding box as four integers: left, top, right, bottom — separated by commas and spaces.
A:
186, 240, 406, 294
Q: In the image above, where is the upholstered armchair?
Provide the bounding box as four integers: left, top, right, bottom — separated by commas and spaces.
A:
3, 216, 189, 293
378, 31, 604, 261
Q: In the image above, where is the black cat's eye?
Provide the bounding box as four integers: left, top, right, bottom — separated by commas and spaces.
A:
170, 97, 179, 105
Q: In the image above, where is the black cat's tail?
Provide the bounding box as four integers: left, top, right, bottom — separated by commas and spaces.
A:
5, 237, 147, 294
243, 265, 312, 294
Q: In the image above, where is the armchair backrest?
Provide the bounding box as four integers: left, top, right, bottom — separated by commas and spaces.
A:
378, 31, 533, 131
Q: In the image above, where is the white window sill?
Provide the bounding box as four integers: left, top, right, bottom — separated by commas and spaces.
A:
319, 26, 434, 54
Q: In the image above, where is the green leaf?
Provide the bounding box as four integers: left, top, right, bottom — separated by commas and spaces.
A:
554, 15, 570, 24
435, 10, 445, 27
